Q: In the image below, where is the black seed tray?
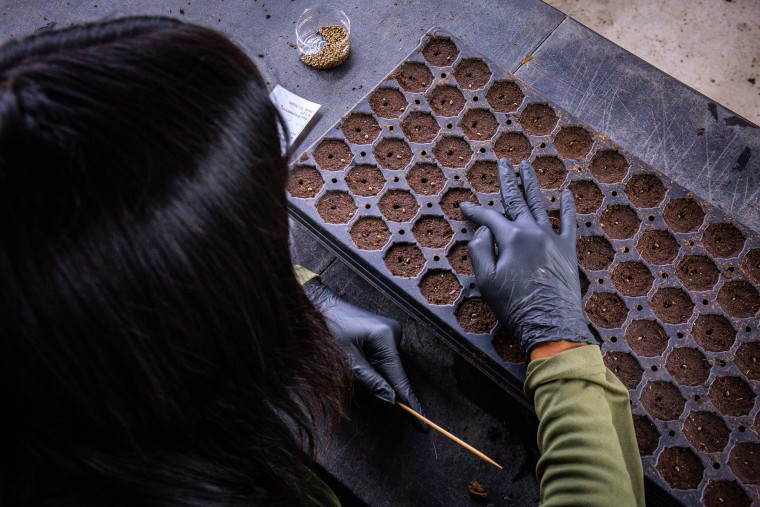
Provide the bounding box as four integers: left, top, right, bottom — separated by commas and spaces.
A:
287, 29, 760, 506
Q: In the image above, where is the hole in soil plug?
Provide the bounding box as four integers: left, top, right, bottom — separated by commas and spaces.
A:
454, 58, 492, 89
637, 230, 680, 265
709, 376, 756, 416
378, 189, 419, 222
633, 415, 660, 456
612, 261, 654, 296
568, 180, 604, 214
374, 138, 412, 170
493, 327, 526, 363
625, 320, 668, 357
651, 287, 694, 324
589, 150, 629, 183
384, 243, 426, 278
603, 351, 643, 389
585, 292, 628, 328
433, 136, 473, 167
346, 164, 386, 196
641, 381, 686, 420
625, 174, 666, 208
422, 37, 460, 66
401, 112, 441, 143
407, 163, 445, 195
316, 191, 357, 224
533, 156, 567, 189
692, 314, 736, 352
717, 280, 760, 318
349, 217, 391, 250
657, 446, 704, 489
703, 222, 746, 258
412, 216, 453, 248
676, 255, 720, 291
440, 188, 478, 220
576, 235, 615, 270
457, 297, 497, 333
446, 241, 473, 275
369, 88, 407, 118
393, 61, 433, 93
518, 103, 558, 136
600, 204, 640, 239
683, 411, 729, 452
419, 270, 461, 305
494, 132, 532, 164
485, 80, 524, 112
427, 85, 466, 116
341, 113, 381, 144
314, 139, 353, 170
663, 197, 704, 232
460, 109, 498, 140
665, 348, 710, 386
288, 166, 323, 198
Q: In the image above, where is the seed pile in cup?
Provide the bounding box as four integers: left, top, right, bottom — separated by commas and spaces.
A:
300, 25, 350, 70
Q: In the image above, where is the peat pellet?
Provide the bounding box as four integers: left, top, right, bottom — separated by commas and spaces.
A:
518, 103, 558, 136
611, 261, 654, 297
703, 480, 751, 507
440, 188, 478, 221
585, 292, 628, 328
433, 136, 473, 168
467, 160, 499, 194
735, 341, 760, 380
453, 58, 491, 90
314, 139, 352, 170
717, 280, 760, 318
459, 108, 498, 140
577, 235, 615, 271
637, 229, 680, 265
703, 222, 746, 258
494, 132, 532, 164
600, 204, 640, 239
374, 138, 412, 170
533, 156, 567, 189
369, 87, 407, 118
493, 327, 525, 363
316, 191, 356, 224
651, 287, 694, 324
345, 164, 385, 196
676, 255, 719, 291
742, 248, 760, 283
378, 189, 419, 222
728, 443, 760, 486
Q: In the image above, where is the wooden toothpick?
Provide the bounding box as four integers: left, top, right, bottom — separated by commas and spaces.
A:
395, 401, 503, 470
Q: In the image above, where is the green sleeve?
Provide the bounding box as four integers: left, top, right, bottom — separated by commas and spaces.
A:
524, 345, 645, 507
294, 264, 320, 286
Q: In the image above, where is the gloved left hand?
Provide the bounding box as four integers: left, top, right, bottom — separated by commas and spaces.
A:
303, 279, 428, 432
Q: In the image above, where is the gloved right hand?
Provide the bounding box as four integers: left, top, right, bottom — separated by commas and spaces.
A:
460, 159, 599, 356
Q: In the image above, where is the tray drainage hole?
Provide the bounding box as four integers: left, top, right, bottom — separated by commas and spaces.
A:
712, 463, 721, 470
668, 429, 675, 437
585, 221, 592, 227
610, 336, 617, 343
360, 151, 366, 157
648, 215, 655, 222
454, 175, 461, 180
473, 96, 479, 102
636, 304, 643, 311
506, 119, 512, 125
392, 176, 399, 182
421, 150, 427, 156
688, 240, 694, 246
739, 425, 746, 432
487, 200, 494, 206
661, 272, 668, 279
426, 202, 433, 208
695, 394, 701, 401
702, 299, 709, 305
596, 278, 604, 284
447, 123, 453, 129
461, 227, 468, 234
469, 282, 477, 289
651, 365, 658, 372
331, 177, 338, 183
399, 229, 405, 235
431, 255, 440, 262
539, 142, 546, 148
479, 147, 486, 153
441, 72, 447, 78
727, 266, 735, 272
388, 125, 394, 131
414, 99, 421, 105
364, 203, 371, 209
549, 196, 556, 202
677, 332, 684, 338
611, 191, 618, 197
623, 247, 630, 253
746, 326, 752, 333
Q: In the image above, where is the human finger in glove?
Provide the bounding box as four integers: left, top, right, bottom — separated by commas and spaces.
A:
303, 279, 428, 432
460, 159, 599, 357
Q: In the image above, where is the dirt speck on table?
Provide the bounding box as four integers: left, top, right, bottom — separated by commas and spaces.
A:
466, 479, 488, 501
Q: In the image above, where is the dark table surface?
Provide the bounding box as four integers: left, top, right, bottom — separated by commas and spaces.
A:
2, 1, 758, 505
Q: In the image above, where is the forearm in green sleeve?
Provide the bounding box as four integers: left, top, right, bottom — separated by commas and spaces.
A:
293, 265, 319, 286
524, 345, 645, 507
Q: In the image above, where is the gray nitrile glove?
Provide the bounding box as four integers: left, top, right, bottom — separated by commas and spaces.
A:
303, 279, 428, 432
460, 159, 598, 356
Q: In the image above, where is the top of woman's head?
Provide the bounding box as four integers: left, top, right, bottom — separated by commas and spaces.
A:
0, 17, 347, 506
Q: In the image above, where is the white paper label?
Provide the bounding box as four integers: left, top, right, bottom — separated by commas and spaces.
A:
269, 84, 321, 151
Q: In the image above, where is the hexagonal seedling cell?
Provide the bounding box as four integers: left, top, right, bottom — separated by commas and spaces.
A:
494, 132, 532, 164
316, 191, 357, 224
641, 381, 686, 421
691, 314, 736, 352
369, 87, 408, 118
742, 248, 760, 283
374, 138, 413, 170
577, 235, 615, 271
600, 204, 641, 239
314, 139, 353, 170
346, 164, 386, 196
433, 136, 473, 168
703, 480, 752, 506
585, 292, 629, 328
459, 108, 498, 140
651, 287, 694, 324
736, 342, 760, 381
447, 241, 474, 275
590, 150, 629, 183
453, 58, 491, 89
493, 327, 525, 363
728, 443, 760, 486
603, 351, 643, 389
349, 217, 390, 250
703, 222, 746, 258
427, 84, 466, 117
612, 261, 654, 297
663, 197, 705, 233
568, 180, 604, 214
709, 376, 756, 416
412, 215, 453, 248
456, 297, 497, 334
665, 347, 710, 386
683, 411, 730, 453
657, 446, 704, 490
394, 61, 433, 93
633, 415, 660, 456
638, 230, 680, 265
467, 160, 499, 194
553, 126, 593, 160
533, 155, 567, 189
626, 174, 666, 208
440, 188, 478, 221
401, 112, 441, 143
717, 280, 760, 318
378, 189, 419, 222
624, 319, 669, 357
676, 255, 720, 291
518, 103, 558, 136
288, 165, 324, 198
341, 113, 381, 144
384, 242, 426, 278
407, 162, 445, 195
485, 80, 524, 112
419, 269, 461, 305
422, 37, 460, 66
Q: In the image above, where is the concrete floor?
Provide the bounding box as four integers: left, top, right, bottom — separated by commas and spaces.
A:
544, 0, 760, 125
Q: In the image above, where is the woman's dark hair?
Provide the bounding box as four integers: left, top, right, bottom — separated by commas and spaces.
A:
0, 17, 349, 506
